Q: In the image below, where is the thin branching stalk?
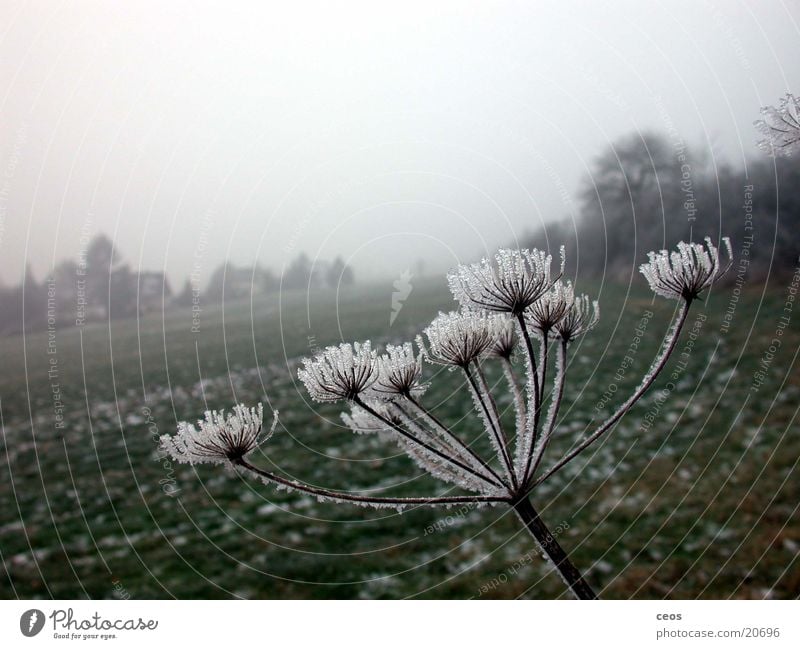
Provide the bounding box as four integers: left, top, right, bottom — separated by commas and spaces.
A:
475, 362, 515, 480
515, 313, 543, 473
354, 396, 506, 490
235, 458, 507, 507
391, 401, 501, 488
532, 299, 691, 488
463, 364, 517, 489
538, 330, 549, 403
516, 313, 542, 432
405, 394, 509, 490
526, 338, 568, 486
500, 356, 527, 447
389, 402, 473, 468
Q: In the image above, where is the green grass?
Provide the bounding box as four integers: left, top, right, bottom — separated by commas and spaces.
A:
1, 276, 798, 599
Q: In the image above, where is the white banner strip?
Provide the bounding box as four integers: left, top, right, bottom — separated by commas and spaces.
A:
2, 600, 798, 647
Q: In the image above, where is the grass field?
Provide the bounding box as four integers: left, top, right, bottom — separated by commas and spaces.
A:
1, 274, 798, 599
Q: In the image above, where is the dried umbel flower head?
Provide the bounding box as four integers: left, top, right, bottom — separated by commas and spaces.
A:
755, 93, 800, 157
640, 237, 732, 301
448, 247, 564, 316
371, 342, 427, 399
298, 342, 378, 402
526, 280, 575, 334
554, 294, 600, 342
161, 403, 278, 465
417, 311, 494, 367
487, 315, 518, 359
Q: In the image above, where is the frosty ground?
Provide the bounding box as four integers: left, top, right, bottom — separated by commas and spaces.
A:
1, 277, 798, 598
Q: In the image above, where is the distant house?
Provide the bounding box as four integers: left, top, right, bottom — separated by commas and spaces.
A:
137, 271, 172, 314
206, 263, 277, 302
225, 265, 259, 299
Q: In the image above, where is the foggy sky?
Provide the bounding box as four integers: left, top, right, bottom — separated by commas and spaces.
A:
1, 0, 798, 288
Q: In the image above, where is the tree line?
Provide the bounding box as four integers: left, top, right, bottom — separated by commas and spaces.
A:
0, 235, 355, 335
173, 252, 354, 306
524, 131, 799, 282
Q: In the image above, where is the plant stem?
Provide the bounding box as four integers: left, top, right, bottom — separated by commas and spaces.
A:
513, 497, 597, 600
516, 314, 543, 475
236, 458, 507, 506
500, 356, 526, 448
463, 365, 517, 489
538, 331, 549, 403
354, 396, 506, 490
406, 394, 509, 490
516, 313, 541, 432
531, 299, 691, 488
475, 363, 516, 486
525, 338, 568, 486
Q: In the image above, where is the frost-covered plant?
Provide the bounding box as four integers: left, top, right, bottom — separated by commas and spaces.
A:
447, 247, 564, 316
640, 237, 733, 301
162, 404, 279, 465
754, 93, 800, 157
161, 237, 731, 599
297, 342, 378, 402
369, 342, 428, 399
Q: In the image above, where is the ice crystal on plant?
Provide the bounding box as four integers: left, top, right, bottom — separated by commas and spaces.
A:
553, 294, 600, 342
448, 247, 564, 316
341, 403, 396, 434
370, 342, 428, 399
166, 234, 730, 600
487, 315, 518, 359
298, 341, 378, 402
755, 93, 800, 157
161, 403, 278, 465
639, 237, 732, 301
342, 402, 504, 495
416, 311, 495, 368
395, 432, 505, 495
526, 280, 575, 334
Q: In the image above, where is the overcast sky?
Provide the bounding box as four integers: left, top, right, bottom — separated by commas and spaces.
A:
1, 0, 798, 287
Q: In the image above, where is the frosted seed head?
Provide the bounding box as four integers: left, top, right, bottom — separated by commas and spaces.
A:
554, 294, 600, 342
447, 248, 561, 316
417, 311, 495, 367
755, 94, 800, 157
298, 341, 379, 402
369, 342, 428, 399
161, 403, 278, 465
639, 236, 732, 301
486, 315, 518, 359
526, 280, 575, 334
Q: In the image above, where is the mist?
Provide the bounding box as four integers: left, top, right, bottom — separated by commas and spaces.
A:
1, 0, 798, 288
